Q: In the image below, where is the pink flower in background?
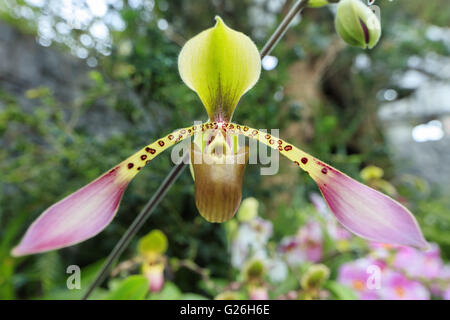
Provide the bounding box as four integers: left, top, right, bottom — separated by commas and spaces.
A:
393, 243, 443, 279
379, 271, 429, 300
438, 266, 450, 299
279, 219, 324, 265
279, 236, 305, 266
249, 286, 269, 300
368, 242, 400, 260
444, 289, 450, 300
338, 258, 385, 300
298, 220, 323, 262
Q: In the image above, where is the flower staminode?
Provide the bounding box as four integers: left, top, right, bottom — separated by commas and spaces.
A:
12, 15, 426, 257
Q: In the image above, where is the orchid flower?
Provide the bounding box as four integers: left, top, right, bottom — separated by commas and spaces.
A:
12, 16, 427, 257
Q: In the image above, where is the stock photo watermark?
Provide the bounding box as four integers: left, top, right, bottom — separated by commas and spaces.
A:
170, 121, 280, 176
66, 265, 81, 290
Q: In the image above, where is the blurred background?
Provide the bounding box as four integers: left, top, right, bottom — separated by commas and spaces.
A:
0, 0, 449, 300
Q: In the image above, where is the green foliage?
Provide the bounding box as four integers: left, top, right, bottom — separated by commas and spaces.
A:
106, 275, 149, 300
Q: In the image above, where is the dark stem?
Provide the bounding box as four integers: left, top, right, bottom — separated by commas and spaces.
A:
260, 0, 310, 58
82, 0, 309, 300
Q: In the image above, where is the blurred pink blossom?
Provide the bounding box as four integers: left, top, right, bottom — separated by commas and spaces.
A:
338, 258, 383, 300
393, 244, 442, 279
279, 219, 323, 264
379, 271, 429, 300
298, 220, 323, 262
144, 265, 165, 293
249, 286, 269, 300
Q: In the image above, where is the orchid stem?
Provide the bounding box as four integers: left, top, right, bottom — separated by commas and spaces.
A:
81, 0, 309, 300
260, 0, 309, 58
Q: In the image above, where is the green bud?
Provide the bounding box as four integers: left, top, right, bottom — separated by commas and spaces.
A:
138, 229, 168, 256
335, 0, 381, 49
360, 165, 384, 181
300, 264, 330, 290
237, 197, 259, 222
243, 259, 266, 282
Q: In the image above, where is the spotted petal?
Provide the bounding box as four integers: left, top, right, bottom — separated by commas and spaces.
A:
12, 126, 197, 256
234, 122, 427, 248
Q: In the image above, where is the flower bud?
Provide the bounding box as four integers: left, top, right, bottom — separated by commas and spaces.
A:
300, 264, 330, 290
243, 259, 266, 283
335, 0, 381, 49
237, 197, 259, 222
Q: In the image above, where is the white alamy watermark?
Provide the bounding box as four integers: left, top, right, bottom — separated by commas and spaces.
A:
66, 265, 81, 290
170, 121, 280, 176
366, 264, 381, 290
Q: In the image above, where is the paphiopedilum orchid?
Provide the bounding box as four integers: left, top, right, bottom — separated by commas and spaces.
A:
12, 16, 427, 257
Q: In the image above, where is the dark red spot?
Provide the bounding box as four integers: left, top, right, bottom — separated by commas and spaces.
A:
236, 125, 241, 130
284, 145, 292, 151
145, 160, 150, 165
145, 147, 156, 154
252, 130, 258, 135
321, 168, 328, 174
127, 163, 134, 169
301, 157, 308, 164
269, 139, 274, 145
158, 140, 165, 147
359, 18, 370, 45
278, 146, 283, 151
168, 134, 174, 140
229, 124, 234, 129
192, 126, 196, 131
294, 161, 300, 166
265, 134, 271, 139
141, 155, 147, 160
137, 167, 141, 171
188, 129, 191, 134
243, 126, 249, 132
278, 140, 282, 145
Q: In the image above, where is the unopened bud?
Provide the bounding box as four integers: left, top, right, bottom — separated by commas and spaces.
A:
300, 264, 330, 290
335, 0, 381, 49
237, 197, 259, 222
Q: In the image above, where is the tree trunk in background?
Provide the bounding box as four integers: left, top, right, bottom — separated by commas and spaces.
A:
261, 4, 344, 211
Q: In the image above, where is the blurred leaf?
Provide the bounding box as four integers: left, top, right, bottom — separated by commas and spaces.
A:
148, 282, 182, 300
105, 275, 149, 300
324, 281, 358, 300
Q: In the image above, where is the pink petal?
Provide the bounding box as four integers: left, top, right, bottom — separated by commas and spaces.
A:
11, 167, 130, 256
312, 163, 427, 248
